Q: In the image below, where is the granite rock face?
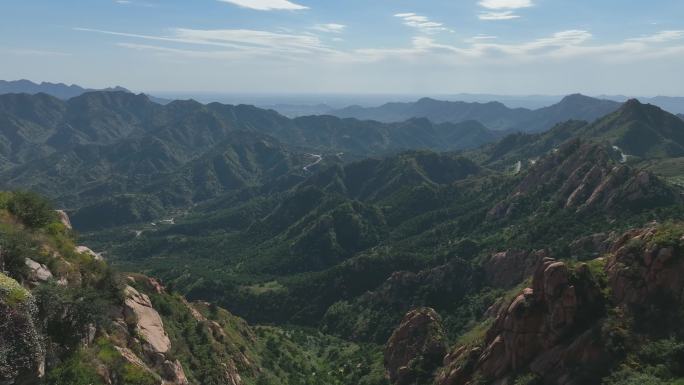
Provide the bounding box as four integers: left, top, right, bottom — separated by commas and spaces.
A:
384, 307, 448, 385
437, 258, 605, 385
436, 224, 684, 385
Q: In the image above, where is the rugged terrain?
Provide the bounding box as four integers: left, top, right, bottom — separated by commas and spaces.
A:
1, 90, 684, 385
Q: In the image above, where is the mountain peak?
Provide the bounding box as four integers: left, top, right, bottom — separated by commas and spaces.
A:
415, 97, 440, 104
623, 98, 643, 107
617, 98, 658, 116
559, 93, 598, 104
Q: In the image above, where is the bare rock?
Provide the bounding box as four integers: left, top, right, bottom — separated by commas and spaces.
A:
25, 258, 53, 283
483, 250, 547, 288
162, 360, 189, 385
123, 285, 171, 354
75, 245, 103, 261
384, 307, 447, 385
439, 258, 604, 385
55, 210, 72, 230
606, 225, 684, 308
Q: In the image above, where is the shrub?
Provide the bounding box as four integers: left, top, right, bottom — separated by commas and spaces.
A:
7, 191, 56, 228
0, 229, 34, 281
46, 351, 104, 385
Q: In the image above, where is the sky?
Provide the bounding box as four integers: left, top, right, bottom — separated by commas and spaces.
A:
1, 0, 684, 96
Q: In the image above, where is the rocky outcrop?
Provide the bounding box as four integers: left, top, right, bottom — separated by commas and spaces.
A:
487, 140, 681, 220
102, 278, 190, 385
482, 249, 547, 288
25, 258, 53, 283
323, 260, 474, 343
568, 232, 614, 260
384, 307, 447, 385
162, 360, 189, 385
123, 285, 172, 354
438, 258, 605, 385
55, 210, 72, 230
75, 245, 103, 260
606, 225, 684, 309
437, 224, 684, 385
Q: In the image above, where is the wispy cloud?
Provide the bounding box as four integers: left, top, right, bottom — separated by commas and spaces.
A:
479, 11, 520, 20
478, 0, 532, 20
478, 0, 533, 9
76, 26, 684, 68
352, 29, 684, 63
628, 30, 684, 43
394, 13, 452, 34
75, 27, 333, 59
311, 23, 346, 33
217, 0, 307, 11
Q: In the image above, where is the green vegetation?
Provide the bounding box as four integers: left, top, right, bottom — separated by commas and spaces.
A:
6, 191, 57, 228
0, 272, 29, 307
1, 91, 684, 385
603, 339, 684, 385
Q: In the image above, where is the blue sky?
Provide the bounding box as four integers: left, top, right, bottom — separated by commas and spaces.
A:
1, 0, 684, 95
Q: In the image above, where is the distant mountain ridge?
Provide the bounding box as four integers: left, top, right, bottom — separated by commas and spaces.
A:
330, 94, 622, 132
0, 79, 172, 104
0, 79, 130, 99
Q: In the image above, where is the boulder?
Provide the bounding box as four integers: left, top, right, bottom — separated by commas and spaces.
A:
75, 246, 103, 261
25, 258, 53, 283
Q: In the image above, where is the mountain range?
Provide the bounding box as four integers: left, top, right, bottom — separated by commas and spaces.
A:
0, 79, 130, 100
330, 94, 623, 132
1, 86, 684, 385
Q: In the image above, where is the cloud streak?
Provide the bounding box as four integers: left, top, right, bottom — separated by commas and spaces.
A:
76, 26, 684, 67
311, 23, 346, 33
478, 0, 533, 10
479, 11, 520, 20
478, 0, 533, 20
394, 13, 452, 34
217, 0, 307, 11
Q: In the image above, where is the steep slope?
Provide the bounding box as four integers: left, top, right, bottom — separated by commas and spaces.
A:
0, 191, 387, 385
330, 94, 620, 132
579, 99, 684, 158
430, 223, 684, 385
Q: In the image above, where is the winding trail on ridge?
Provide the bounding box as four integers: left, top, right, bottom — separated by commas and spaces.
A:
303, 153, 322, 172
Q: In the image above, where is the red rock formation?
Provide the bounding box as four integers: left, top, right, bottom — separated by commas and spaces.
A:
482, 249, 547, 288
437, 224, 684, 385
438, 258, 605, 385
384, 307, 447, 385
